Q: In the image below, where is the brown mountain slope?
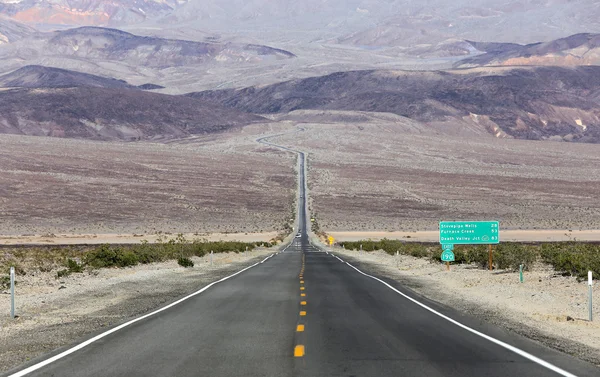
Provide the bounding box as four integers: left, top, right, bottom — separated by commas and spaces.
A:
188, 66, 600, 143
0, 16, 34, 43
41, 27, 296, 67
0, 87, 266, 140
0, 0, 177, 26
0, 65, 136, 89
457, 33, 600, 67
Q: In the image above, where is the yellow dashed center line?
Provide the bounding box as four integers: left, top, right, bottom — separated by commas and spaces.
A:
294, 345, 305, 357
295, 254, 307, 358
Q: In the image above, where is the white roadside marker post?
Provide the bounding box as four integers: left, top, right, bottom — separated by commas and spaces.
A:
10, 266, 15, 319
589, 271, 593, 322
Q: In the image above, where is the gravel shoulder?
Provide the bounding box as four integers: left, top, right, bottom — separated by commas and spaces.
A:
0, 232, 279, 246
0, 249, 274, 374
329, 229, 600, 242
334, 248, 600, 367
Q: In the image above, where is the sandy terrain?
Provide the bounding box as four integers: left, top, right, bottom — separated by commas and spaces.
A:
330, 229, 600, 242
266, 111, 600, 232
0, 248, 275, 373
0, 123, 297, 236
334, 247, 600, 366
0, 232, 279, 245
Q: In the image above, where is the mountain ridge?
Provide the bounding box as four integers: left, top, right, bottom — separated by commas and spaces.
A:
187, 66, 600, 143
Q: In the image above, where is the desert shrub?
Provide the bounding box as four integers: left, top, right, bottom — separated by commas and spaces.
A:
178, 257, 194, 268
460, 245, 487, 268
1, 262, 26, 276
117, 250, 139, 267
56, 269, 71, 278
452, 248, 469, 264
84, 245, 138, 268
1, 275, 12, 289
84, 244, 119, 268
135, 244, 166, 264
494, 243, 537, 271
66, 258, 84, 273
340, 239, 434, 259
540, 242, 600, 279
406, 244, 432, 258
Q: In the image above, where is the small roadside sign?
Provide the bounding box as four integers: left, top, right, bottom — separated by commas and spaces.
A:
327, 236, 335, 246
441, 250, 455, 262
442, 244, 454, 251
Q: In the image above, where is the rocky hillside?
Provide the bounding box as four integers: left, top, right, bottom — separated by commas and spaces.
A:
457, 33, 600, 67
188, 66, 600, 143
0, 16, 34, 43
43, 27, 295, 67
0, 65, 136, 88
0, 86, 266, 140
0, 0, 177, 25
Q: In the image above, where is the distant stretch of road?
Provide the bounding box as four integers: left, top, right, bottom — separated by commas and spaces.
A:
5, 131, 599, 377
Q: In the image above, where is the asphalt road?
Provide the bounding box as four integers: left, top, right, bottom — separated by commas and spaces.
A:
6, 133, 600, 377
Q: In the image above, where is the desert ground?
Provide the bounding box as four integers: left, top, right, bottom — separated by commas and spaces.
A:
265, 111, 600, 232
0, 232, 279, 245
329, 230, 600, 243
0, 123, 296, 236
2, 113, 600, 238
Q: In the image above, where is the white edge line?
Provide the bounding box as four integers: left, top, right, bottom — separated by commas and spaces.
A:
260, 254, 275, 263
9, 257, 271, 377
344, 261, 578, 377
334, 255, 344, 263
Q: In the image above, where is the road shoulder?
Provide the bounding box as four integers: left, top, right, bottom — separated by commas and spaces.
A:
333, 248, 600, 368
0, 250, 273, 374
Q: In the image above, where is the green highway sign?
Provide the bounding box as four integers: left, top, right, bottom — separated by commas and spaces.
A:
442, 244, 454, 251
439, 221, 499, 245
441, 250, 455, 262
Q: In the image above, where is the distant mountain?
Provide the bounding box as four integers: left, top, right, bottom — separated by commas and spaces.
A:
1, 26, 295, 70
137, 83, 165, 90
0, 0, 177, 26
188, 66, 600, 143
333, 1, 600, 48
0, 65, 136, 88
3, 0, 599, 49
457, 33, 600, 67
0, 87, 265, 140
0, 16, 35, 43
48, 27, 295, 66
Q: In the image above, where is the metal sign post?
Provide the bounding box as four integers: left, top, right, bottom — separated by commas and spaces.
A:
10, 267, 15, 319
441, 244, 455, 271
